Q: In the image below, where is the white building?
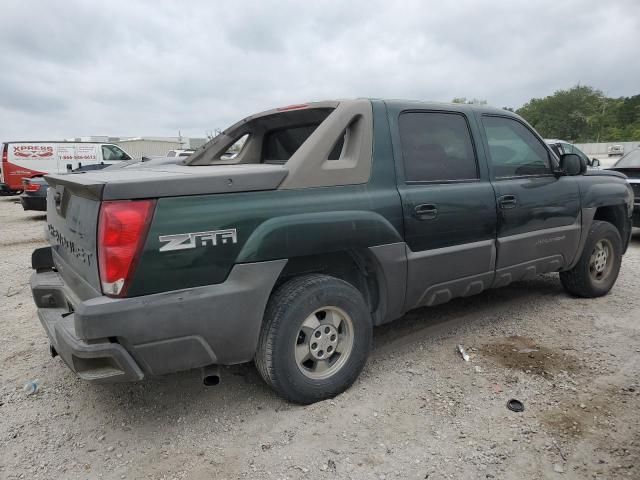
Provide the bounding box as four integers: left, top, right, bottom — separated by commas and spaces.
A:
113, 137, 184, 158
66, 136, 208, 158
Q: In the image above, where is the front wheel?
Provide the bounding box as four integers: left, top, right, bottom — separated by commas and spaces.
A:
255, 274, 372, 404
560, 220, 622, 298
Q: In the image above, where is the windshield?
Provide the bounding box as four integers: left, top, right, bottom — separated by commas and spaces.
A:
614, 149, 640, 168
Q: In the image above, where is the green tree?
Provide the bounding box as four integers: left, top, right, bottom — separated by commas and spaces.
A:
615, 94, 640, 126
516, 85, 606, 142
453, 86, 640, 141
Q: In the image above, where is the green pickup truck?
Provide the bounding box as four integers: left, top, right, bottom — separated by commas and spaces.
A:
30, 99, 634, 404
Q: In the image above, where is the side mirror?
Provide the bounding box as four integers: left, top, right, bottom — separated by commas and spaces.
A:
560, 153, 586, 175
591, 158, 600, 167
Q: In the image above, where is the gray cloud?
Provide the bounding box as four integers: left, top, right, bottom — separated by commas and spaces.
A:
1, 0, 639, 140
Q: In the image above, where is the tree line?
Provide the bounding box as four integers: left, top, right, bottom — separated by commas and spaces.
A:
453, 86, 640, 143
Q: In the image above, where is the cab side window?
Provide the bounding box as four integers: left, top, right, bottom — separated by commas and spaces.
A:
398, 112, 478, 182
102, 145, 131, 161
482, 116, 551, 178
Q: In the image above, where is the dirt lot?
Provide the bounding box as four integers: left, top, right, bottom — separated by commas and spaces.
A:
0, 195, 639, 480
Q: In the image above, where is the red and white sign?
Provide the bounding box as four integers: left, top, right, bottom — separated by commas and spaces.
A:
13, 145, 54, 158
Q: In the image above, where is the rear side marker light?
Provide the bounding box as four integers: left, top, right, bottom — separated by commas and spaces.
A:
97, 200, 156, 297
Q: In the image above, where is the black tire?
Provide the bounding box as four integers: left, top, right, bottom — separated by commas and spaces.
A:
560, 220, 622, 298
255, 274, 372, 404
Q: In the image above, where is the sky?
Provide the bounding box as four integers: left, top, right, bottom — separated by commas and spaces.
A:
1, 0, 638, 140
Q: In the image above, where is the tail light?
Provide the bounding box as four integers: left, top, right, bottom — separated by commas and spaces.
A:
97, 200, 156, 297
24, 181, 41, 192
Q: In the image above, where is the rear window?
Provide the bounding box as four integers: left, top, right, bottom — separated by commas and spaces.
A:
264, 125, 317, 161
263, 123, 343, 163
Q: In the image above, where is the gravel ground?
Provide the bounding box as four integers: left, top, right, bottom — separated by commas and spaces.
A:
0, 194, 639, 480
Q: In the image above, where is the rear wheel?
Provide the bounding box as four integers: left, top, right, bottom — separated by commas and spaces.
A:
560, 220, 622, 298
255, 274, 372, 404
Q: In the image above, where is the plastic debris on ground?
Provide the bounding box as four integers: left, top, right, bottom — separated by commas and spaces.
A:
23, 379, 40, 395
457, 344, 470, 362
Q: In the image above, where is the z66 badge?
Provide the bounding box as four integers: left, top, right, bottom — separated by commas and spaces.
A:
159, 229, 237, 252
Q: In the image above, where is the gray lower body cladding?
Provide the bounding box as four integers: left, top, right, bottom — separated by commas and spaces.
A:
30, 252, 286, 383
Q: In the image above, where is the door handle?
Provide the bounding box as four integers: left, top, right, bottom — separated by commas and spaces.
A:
414, 203, 438, 219
498, 195, 517, 209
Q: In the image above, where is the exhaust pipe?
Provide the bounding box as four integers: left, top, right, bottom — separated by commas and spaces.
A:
202, 365, 221, 386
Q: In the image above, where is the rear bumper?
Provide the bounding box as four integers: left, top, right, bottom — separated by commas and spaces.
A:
30, 248, 286, 383
20, 194, 47, 211
38, 306, 144, 383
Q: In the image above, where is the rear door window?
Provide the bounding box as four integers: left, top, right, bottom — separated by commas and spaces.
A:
398, 111, 478, 182
482, 116, 551, 178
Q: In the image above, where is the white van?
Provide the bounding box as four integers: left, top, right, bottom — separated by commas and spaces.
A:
0, 142, 133, 192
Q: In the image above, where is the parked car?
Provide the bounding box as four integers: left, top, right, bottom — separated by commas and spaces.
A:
30, 100, 634, 404
608, 144, 625, 157
166, 149, 195, 157
1, 141, 132, 194
19, 163, 112, 211
608, 148, 640, 227
19, 177, 49, 211
545, 139, 600, 168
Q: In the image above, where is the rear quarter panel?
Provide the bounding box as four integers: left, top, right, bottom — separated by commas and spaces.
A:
128, 186, 403, 296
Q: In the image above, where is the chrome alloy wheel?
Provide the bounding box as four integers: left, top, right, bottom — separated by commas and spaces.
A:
589, 239, 613, 282
294, 306, 354, 380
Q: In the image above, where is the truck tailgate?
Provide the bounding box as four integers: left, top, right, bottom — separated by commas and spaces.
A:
45, 181, 102, 300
